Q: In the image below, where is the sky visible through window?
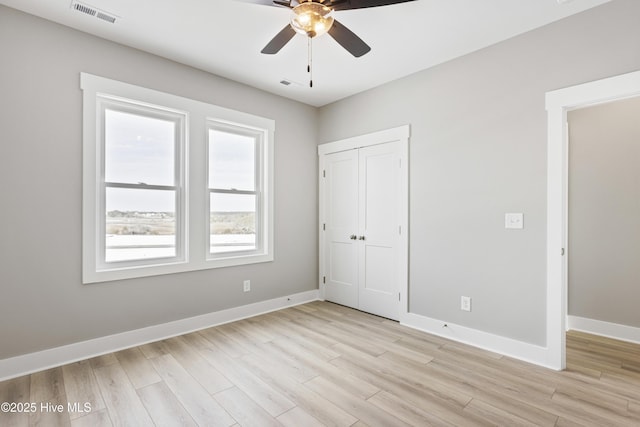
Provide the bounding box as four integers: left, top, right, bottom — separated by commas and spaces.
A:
105, 110, 256, 213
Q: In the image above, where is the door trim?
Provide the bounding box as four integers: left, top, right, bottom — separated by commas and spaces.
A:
318, 125, 410, 155
546, 70, 640, 370
318, 125, 410, 320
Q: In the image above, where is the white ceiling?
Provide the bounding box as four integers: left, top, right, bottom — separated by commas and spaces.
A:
1, 0, 609, 106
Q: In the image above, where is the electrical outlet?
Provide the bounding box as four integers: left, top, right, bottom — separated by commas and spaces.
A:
243, 280, 250, 292
461, 296, 471, 312
505, 213, 524, 229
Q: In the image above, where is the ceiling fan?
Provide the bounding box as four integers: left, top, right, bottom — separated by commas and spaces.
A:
250, 0, 416, 58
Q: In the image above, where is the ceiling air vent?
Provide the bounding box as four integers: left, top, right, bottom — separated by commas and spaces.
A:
96, 12, 116, 24
73, 2, 96, 16
71, 1, 118, 24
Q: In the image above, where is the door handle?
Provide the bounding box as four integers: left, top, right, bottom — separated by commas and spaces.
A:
349, 235, 357, 240
358, 236, 366, 241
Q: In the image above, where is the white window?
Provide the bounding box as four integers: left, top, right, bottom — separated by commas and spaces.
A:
81, 73, 274, 283
208, 122, 263, 257
101, 98, 186, 267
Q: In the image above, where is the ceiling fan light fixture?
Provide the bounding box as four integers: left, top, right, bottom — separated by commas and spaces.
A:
290, 1, 334, 38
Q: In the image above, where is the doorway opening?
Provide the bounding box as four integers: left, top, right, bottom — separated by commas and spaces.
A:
546, 70, 640, 370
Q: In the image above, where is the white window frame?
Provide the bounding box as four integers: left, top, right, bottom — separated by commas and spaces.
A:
97, 96, 187, 270
82, 73, 274, 283
207, 120, 267, 259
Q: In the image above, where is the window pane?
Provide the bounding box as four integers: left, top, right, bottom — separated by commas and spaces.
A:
106, 188, 176, 262
208, 129, 255, 191
105, 109, 175, 186
210, 193, 256, 254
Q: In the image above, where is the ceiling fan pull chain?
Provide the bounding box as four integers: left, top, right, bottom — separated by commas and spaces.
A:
308, 36, 313, 88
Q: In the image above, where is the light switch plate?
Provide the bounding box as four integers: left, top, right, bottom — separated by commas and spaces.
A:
461, 296, 471, 312
505, 213, 524, 229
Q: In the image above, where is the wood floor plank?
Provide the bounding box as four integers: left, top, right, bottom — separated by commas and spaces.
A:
304, 375, 411, 427
565, 360, 603, 379
276, 406, 325, 427
150, 353, 235, 427
426, 344, 558, 397
313, 309, 404, 343
332, 342, 473, 407
559, 368, 640, 403
549, 391, 640, 426
294, 317, 388, 357
69, 410, 112, 427
196, 344, 296, 417
329, 356, 488, 426
88, 353, 118, 370
113, 347, 161, 390
137, 341, 168, 359
316, 322, 392, 354
250, 340, 319, 383
393, 334, 443, 356
427, 350, 628, 426
268, 336, 379, 400
413, 358, 558, 426
197, 327, 253, 359
367, 390, 457, 427
256, 313, 341, 360
159, 335, 233, 394
136, 381, 197, 427
554, 417, 588, 427
0, 376, 30, 427
378, 346, 434, 368
428, 356, 556, 402
240, 353, 359, 427
61, 360, 106, 419
267, 314, 342, 352
239, 315, 286, 342
29, 367, 71, 427
463, 398, 544, 427
552, 382, 629, 414
213, 386, 282, 427
93, 363, 154, 427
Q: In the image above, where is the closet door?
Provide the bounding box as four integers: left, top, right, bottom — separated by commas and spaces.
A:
319, 125, 408, 321
322, 143, 403, 320
323, 149, 359, 308
358, 142, 402, 320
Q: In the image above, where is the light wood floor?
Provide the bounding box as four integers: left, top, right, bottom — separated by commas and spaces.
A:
1, 301, 639, 426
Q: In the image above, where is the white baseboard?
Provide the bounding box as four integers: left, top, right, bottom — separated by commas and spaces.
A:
567, 315, 640, 345
401, 312, 557, 370
0, 290, 319, 382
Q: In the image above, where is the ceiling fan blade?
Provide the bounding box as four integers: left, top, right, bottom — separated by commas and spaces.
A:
327, 19, 371, 57
232, 0, 275, 6
261, 25, 297, 54
232, 0, 291, 7
328, 0, 415, 11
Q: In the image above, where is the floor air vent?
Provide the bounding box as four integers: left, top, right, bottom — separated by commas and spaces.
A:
71, 1, 118, 24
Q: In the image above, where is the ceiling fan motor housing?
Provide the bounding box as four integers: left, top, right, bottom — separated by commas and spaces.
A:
290, 1, 335, 38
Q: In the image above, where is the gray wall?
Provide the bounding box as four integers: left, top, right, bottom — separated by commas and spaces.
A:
318, 0, 640, 346
568, 96, 640, 328
0, 6, 318, 360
